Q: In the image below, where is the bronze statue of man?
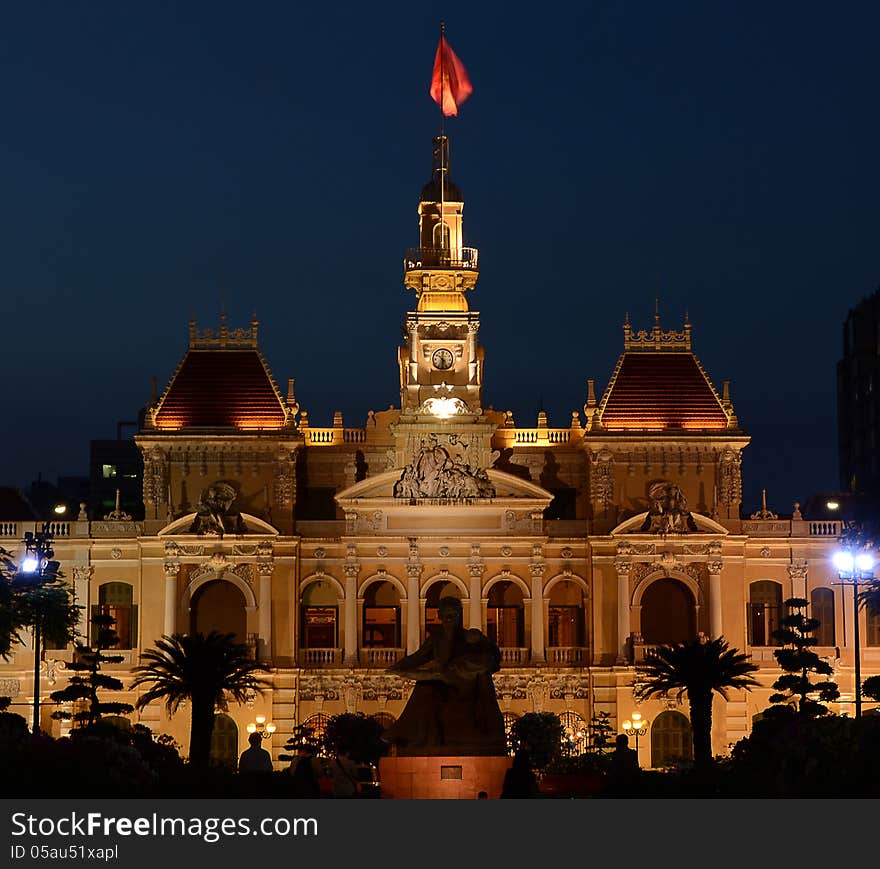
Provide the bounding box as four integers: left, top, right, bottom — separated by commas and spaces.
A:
383, 596, 507, 756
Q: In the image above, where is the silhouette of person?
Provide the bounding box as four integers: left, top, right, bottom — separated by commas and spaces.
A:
500, 749, 539, 798
606, 733, 640, 796
238, 731, 273, 774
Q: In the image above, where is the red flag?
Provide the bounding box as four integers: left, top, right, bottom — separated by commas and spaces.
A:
430, 35, 473, 117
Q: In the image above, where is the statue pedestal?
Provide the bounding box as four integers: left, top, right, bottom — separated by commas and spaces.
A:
379, 755, 512, 800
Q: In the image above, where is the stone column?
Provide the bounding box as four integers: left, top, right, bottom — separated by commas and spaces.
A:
163, 560, 180, 636
343, 564, 359, 665
788, 562, 808, 600
468, 565, 484, 629
614, 554, 632, 664
406, 565, 422, 653
529, 563, 545, 663
257, 562, 273, 661
708, 561, 723, 639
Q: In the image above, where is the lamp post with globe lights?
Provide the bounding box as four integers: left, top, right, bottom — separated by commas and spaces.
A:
246, 714, 276, 740
622, 711, 649, 755
832, 549, 875, 719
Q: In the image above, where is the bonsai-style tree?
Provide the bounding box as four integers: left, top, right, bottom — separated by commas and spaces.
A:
635, 635, 760, 768
49, 611, 135, 728
765, 597, 839, 718
862, 675, 880, 703
131, 631, 271, 769
279, 722, 324, 764
508, 711, 564, 770
588, 709, 615, 753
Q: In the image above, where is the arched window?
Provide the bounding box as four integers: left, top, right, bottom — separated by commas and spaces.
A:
95, 582, 136, 649
210, 713, 238, 770
748, 581, 783, 646
640, 578, 696, 645
301, 581, 338, 649
650, 710, 693, 769
363, 581, 401, 648
558, 711, 588, 756
811, 587, 835, 647
432, 221, 450, 250
487, 580, 524, 648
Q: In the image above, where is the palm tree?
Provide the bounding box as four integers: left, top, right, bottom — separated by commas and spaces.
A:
634, 635, 760, 768
131, 632, 271, 769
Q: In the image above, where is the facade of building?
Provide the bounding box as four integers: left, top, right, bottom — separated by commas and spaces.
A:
2, 136, 876, 771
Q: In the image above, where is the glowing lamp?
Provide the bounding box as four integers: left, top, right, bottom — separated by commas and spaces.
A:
833, 551, 854, 574
21, 557, 39, 574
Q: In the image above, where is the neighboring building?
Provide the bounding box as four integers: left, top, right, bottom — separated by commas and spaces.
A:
89, 418, 145, 522
838, 288, 880, 496
1, 136, 874, 771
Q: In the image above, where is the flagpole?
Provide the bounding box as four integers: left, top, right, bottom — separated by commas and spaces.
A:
439, 22, 446, 258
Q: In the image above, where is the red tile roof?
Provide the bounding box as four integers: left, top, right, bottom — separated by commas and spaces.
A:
598, 351, 730, 431
153, 350, 287, 430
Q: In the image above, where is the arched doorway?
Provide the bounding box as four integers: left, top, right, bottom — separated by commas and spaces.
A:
547, 580, 587, 664
191, 580, 247, 642
301, 580, 339, 650
210, 713, 239, 770
640, 578, 696, 645
650, 710, 693, 768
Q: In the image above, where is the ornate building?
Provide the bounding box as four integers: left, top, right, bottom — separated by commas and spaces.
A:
1, 135, 875, 771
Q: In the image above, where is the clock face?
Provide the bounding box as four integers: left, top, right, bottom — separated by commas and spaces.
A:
432, 348, 454, 370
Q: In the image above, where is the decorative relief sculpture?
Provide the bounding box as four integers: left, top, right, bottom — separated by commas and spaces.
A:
590, 449, 615, 509
393, 436, 495, 499
719, 449, 742, 508
640, 481, 697, 534
189, 482, 244, 537
273, 449, 296, 508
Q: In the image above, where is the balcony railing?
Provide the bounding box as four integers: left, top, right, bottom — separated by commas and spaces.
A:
359, 647, 404, 668
299, 648, 342, 667
545, 646, 589, 666
403, 247, 479, 272
499, 647, 530, 666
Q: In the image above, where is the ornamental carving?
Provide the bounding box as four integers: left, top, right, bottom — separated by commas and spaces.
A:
274, 449, 296, 507
706, 561, 723, 575
72, 566, 93, 584
788, 562, 808, 581
640, 481, 697, 534
142, 447, 168, 506
719, 449, 742, 507
0, 679, 20, 697
394, 436, 495, 499
590, 449, 614, 509
190, 483, 244, 536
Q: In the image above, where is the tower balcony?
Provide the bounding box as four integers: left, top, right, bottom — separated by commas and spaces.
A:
403, 247, 479, 272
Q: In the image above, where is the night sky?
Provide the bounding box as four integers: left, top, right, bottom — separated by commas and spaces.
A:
2, 1, 879, 516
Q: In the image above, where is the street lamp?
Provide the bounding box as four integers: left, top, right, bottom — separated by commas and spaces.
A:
246, 715, 276, 739
622, 711, 649, 754
832, 549, 875, 719
19, 528, 59, 737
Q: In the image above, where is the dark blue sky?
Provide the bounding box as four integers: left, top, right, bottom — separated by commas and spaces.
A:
2, 1, 878, 516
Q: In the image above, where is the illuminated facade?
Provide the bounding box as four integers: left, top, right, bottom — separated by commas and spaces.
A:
1, 136, 875, 771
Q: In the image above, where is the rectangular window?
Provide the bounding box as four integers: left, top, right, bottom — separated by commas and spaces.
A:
866, 609, 880, 647
302, 606, 337, 648
102, 464, 117, 479
487, 606, 523, 647
92, 604, 137, 649
548, 606, 584, 647
363, 607, 399, 648
747, 603, 780, 646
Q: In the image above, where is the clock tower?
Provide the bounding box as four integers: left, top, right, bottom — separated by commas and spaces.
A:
391, 135, 497, 493
399, 135, 483, 416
